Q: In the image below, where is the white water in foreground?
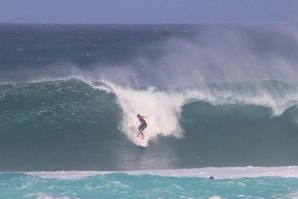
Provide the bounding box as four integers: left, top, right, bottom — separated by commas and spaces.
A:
26, 166, 298, 180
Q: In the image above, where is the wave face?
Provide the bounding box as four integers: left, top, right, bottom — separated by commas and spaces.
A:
1, 79, 298, 171
1, 24, 298, 171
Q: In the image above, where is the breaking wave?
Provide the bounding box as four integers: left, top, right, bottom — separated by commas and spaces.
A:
1, 78, 298, 170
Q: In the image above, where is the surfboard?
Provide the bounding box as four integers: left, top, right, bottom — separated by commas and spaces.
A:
136, 134, 147, 147
137, 134, 144, 140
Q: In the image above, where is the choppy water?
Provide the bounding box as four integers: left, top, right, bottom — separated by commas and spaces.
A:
2, 167, 298, 199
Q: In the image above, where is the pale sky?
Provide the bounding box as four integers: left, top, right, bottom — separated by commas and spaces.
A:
0, 0, 297, 24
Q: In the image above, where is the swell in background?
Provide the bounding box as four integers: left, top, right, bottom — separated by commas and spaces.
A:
1, 24, 298, 85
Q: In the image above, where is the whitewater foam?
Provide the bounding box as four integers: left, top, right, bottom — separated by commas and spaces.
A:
26, 166, 298, 180
34, 193, 73, 199
97, 82, 186, 147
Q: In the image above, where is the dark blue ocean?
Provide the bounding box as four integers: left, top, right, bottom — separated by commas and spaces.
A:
1, 24, 298, 198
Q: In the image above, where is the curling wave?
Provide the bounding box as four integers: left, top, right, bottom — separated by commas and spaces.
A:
1, 78, 298, 170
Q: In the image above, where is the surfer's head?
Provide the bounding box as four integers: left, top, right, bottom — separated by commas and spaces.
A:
137, 114, 140, 117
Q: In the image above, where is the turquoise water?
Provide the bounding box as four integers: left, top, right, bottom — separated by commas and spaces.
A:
1, 171, 298, 199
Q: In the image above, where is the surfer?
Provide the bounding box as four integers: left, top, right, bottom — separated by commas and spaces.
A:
137, 114, 147, 139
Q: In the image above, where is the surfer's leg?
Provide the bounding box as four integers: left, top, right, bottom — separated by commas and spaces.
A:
139, 131, 144, 139
138, 123, 147, 139
137, 127, 144, 139
137, 124, 145, 139
137, 131, 144, 139
137, 125, 141, 137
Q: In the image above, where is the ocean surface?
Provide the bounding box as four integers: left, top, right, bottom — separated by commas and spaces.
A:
1, 24, 298, 198
1, 167, 298, 199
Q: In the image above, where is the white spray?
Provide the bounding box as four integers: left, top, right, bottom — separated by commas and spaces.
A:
91, 79, 298, 147
98, 82, 186, 147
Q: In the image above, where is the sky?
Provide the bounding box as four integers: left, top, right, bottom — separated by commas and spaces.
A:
0, 0, 297, 24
